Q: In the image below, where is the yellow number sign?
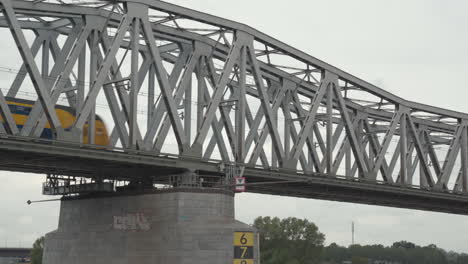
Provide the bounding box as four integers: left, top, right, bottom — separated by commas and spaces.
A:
234, 232, 254, 246
234, 232, 254, 264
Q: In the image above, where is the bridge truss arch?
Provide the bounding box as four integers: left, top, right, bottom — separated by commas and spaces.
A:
1, 0, 468, 214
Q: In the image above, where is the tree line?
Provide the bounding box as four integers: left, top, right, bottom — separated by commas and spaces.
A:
30, 216, 467, 264
253, 216, 468, 264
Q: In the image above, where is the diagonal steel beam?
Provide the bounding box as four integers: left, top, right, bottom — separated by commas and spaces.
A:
286, 73, 331, 168
205, 58, 237, 156
1, 0, 62, 132
107, 54, 152, 147
246, 42, 285, 165
247, 80, 287, 166
320, 121, 344, 173
407, 114, 435, 187
152, 50, 202, 153
290, 91, 322, 173
362, 119, 392, 183
244, 81, 286, 163
49, 34, 79, 109
0, 88, 18, 134
190, 34, 242, 155
199, 82, 235, 162
331, 115, 361, 176
143, 45, 192, 149
424, 130, 442, 178
333, 82, 369, 177
20, 22, 88, 137
350, 136, 370, 177
370, 111, 401, 180
73, 14, 131, 131
141, 17, 187, 152
437, 122, 466, 189
281, 93, 310, 172
7, 32, 46, 97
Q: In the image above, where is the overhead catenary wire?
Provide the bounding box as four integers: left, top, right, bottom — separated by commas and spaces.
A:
0, 65, 456, 127
0, 64, 459, 173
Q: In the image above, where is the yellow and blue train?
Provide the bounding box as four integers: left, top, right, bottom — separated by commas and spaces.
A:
1, 97, 109, 146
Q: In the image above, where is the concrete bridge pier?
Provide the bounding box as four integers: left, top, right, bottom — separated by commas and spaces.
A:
43, 189, 258, 264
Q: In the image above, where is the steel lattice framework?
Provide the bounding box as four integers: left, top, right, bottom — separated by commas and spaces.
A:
1, 0, 468, 214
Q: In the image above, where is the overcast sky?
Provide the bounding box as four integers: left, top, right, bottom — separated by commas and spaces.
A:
1, 0, 468, 253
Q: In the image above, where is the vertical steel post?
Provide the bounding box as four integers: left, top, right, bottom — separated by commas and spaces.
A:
184, 72, 192, 143
284, 90, 291, 161
88, 30, 98, 145
419, 126, 429, 188
196, 56, 205, 133
147, 64, 155, 128
41, 38, 50, 85
346, 142, 351, 177
460, 125, 468, 192
129, 18, 140, 148
236, 47, 246, 163
326, 82, 333, 174
77, 42, 86, 113
400, 112, 408, 184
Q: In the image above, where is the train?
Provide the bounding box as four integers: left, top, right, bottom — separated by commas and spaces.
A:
1, 97, 109, 146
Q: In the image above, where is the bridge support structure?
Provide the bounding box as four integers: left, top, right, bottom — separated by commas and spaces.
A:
43, 188, 258, 264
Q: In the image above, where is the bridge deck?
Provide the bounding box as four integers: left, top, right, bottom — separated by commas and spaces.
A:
2, 135, 468, 215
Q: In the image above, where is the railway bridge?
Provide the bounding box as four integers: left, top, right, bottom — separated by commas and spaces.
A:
0, 0, 467, 263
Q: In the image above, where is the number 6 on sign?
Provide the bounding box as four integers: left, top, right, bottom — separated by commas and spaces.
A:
234, 232, 254, 246
240, 234, 248, 245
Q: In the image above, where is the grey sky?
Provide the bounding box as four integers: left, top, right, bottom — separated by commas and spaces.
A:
1, 0, 468, 254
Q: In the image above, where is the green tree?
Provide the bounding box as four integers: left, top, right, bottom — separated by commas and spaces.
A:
31, 236, 44, 264
253, 216, 325, 264
392, 240, 416, 250
457, 253, 468, 264
321, 241, 458, 264
323, 243, 349, 263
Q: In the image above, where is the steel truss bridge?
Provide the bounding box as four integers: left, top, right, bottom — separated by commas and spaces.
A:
0, 0, 468, 214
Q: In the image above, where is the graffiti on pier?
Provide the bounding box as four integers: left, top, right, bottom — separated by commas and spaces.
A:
113, 213, 151, 231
